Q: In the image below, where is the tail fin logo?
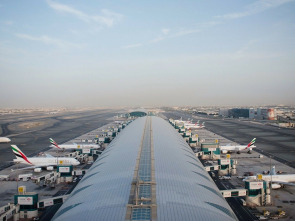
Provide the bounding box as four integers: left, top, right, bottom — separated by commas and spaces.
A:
11, 145, 32, 165
49, 138, 60, 149
246, 138, 256, 149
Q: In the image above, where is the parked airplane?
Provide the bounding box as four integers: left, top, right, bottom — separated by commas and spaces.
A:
174, 118, 190, 124
0, 137, 11, 143
184, 122, 205, 129
219, 138, 256, 154
243, 166, 295, 189
49, 138, 100, 150
11, 145, 80, 171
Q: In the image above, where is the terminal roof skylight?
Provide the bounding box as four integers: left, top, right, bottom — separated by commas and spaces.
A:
127, 117, 157, 221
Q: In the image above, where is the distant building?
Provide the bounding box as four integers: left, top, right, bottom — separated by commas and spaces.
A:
257, 108, 261, 119
257, 108, 277, 120
267, 108, 276, 120
249, 108, 255, 119
219, 108, 229, 117
128, 109, 148, 117
228, 108, 249, 118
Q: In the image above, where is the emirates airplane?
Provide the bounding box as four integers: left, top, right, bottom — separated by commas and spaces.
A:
11, 145, 80, 170
49, 138, 100, 150
0, 137, 11, 143
184, 122, 205, 129
219, 138, 256, 154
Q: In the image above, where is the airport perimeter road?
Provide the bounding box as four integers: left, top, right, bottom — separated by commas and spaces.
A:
0, 109, 121, 168
163, 111, 295, 169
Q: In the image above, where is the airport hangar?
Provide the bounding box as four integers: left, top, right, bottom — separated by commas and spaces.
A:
52, 116, 237, 221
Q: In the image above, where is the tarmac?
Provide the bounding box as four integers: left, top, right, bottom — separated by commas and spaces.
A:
0, 108, 120, 168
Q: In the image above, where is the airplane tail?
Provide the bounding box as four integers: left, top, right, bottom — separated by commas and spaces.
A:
11, 145, 32, 165
269, 166, 276, 175
49, 138, 61, 149
246, 138, 256, 148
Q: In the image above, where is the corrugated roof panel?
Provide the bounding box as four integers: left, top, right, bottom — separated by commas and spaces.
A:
152, 117, 237, 220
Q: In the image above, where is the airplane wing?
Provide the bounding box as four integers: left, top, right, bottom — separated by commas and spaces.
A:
273, 181, 295, 186
11, 165, 42, 171
11, 164, 57, 171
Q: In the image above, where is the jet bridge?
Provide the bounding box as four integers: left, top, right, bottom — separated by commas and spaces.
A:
221, 189, 247, 198
31, 172, 57, 186
205, 165, 220, 171
0, 203, 19, 221
38, 195, 69, 209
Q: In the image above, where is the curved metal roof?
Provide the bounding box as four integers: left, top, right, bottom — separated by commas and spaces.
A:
129, 109, 148, 117
53, 116, 237, 221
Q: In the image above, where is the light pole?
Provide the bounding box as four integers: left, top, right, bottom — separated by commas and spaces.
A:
16, 162, 19, 193
269, 155, 273, 205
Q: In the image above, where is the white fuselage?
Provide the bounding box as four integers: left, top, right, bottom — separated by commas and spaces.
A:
220, 145, 256, 152
184, 123, 204, 129
245, 174, 295, 183
174, 120, 190, 124
52, 144, 100, 150
0, 137, 11, 143
14, 157, 80, 166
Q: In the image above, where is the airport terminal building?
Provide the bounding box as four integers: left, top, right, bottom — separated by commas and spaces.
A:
52, 116, 237, 221
128, 109, 148, 117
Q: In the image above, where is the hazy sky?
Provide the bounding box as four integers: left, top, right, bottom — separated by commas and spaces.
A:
0, 0, 295, 108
